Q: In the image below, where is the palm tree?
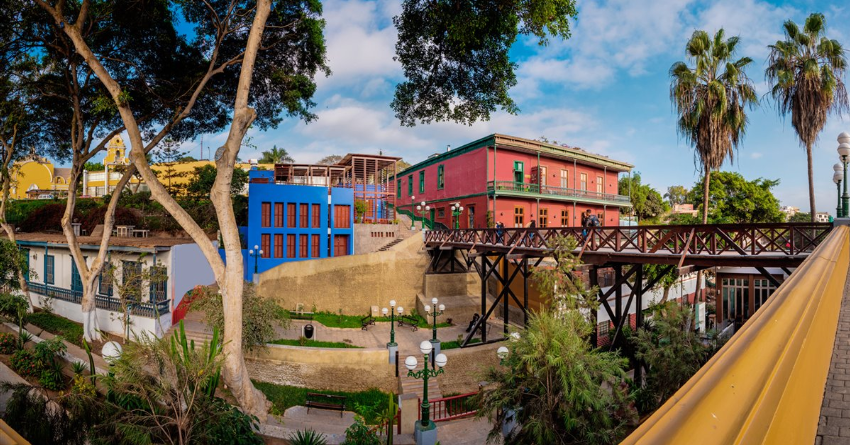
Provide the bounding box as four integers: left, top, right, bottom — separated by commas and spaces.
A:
670, 29, 758, 224
765, 13, 848, 222
259, 145, 294, 164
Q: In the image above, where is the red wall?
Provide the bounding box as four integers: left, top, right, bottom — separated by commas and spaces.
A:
397, 143, 626, 228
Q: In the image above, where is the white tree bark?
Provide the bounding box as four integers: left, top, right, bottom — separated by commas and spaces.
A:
0, 126, 34, 311
34, 0, 275, 418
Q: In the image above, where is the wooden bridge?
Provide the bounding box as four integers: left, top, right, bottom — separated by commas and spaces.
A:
423, 223, 834, 350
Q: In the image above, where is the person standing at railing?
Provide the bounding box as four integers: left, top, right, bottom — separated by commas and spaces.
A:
496, 221, 505, 244
581, 209, 590, 241
526, 220, 536, 245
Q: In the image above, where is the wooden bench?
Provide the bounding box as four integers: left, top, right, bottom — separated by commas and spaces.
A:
397, 315, 419, 331
305, 393, 346, 417
360, 314, 375, 330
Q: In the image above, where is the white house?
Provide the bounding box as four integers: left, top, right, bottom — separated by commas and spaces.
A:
16, 232, 215, 339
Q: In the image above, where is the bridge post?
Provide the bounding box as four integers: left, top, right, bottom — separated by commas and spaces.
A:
481, 255, 488, 343
634, 264, 644, 387
523, 258, 529, 327
589, 267, 599, 348
503, 256, 509, 335
615, 264, 623, 333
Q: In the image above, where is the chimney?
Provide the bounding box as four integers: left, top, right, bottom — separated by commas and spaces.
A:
446, 144, 451, 152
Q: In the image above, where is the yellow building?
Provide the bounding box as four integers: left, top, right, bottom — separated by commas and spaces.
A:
11, 135, 273, 199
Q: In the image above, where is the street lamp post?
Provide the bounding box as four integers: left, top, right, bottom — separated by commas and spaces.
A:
425, 298, 445, 366
450, 203, 464, 229
494, 346, 518, 437
838, 133, 850, 218
248, 245, 263, 280
382, 300, 403, 364
405, 341, 447, 445
416, 201, 431, 230
411, 196, 417, 230
835, 165, 843, 219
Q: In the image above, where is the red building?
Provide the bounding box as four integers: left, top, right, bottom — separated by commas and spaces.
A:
394, 134, 633, 228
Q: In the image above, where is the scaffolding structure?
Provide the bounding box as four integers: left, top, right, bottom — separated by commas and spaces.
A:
272, 154, 400, 223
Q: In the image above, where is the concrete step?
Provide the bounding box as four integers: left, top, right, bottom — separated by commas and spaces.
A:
398, 360, 442, 401
416, 293, 480, 326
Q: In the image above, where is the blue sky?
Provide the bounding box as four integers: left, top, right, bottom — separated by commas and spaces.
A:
166, 0, 850, 212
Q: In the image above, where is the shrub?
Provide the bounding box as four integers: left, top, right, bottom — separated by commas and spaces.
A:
79, 206, 139, 234
19, 204, 78, 233
192, 284, 289, 351
1, 383, 86, 445
341, 417, 381, 445
205, 397, 263, 445
0, 332, 17, 354
10, 349, 39, 377
289, 428, 328, 445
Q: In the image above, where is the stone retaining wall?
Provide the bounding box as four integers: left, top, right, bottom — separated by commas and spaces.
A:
436, 342, 501, 396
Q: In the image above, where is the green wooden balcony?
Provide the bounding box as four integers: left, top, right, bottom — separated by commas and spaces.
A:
487, 181, 631, 206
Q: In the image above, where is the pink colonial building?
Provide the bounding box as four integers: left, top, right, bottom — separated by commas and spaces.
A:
394, 134, 633, 229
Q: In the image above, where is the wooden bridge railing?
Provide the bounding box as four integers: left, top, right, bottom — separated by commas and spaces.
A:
424, 223, 834, 256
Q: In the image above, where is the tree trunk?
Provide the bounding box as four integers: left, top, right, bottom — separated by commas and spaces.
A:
701, 170, 711, 224
807, 142, 817, 222
660, 285, 670, 304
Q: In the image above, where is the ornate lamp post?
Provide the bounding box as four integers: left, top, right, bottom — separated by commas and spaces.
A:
410, 196, 417, 230
838, 133, 850, 218
835, 165, 843, 219
248, 244, 263, 274
382, 300, 403, 364
450, 203, 464, 229
405, 340, 447, 445
416, 201, 431, 230
425, 297, 445, 366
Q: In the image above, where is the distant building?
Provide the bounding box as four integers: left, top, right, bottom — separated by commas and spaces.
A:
816, 211, 831, 223
671, 203, 699, 216
240, 154, 400, 281
392, 134, 633, 229
15, 232, 214, 338
780, 206, 800, 220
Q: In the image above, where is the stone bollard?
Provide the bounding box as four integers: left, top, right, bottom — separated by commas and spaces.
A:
400, 393, 419, 435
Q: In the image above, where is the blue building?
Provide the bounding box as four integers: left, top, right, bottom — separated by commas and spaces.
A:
240, 167, 355, 280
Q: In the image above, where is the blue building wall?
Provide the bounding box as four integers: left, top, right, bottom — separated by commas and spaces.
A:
231, 169, 355, 281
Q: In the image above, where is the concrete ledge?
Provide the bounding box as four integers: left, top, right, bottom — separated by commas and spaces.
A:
248, 343, 392, 371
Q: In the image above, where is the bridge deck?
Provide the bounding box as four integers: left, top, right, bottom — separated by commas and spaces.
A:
817, 263, 850, 444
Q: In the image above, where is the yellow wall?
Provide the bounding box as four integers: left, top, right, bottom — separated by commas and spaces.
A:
10, 159, 56, 199
152, 160, 274, 189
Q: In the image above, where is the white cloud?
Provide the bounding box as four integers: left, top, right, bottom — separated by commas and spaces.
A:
750, 152, 763, 159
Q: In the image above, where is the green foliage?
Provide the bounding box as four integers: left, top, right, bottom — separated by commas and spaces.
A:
642, 264, 678, 294
317, 155, 342, 165
253, 381, 389, 424
766, 13, 848, 217
192, 284, 289, 351
392, 0, 578, 126
790, 212, 811, 222
531, 235, 598, 311
664, 185, 689, 206
2, 383, 86, 445
34, 336, 68, 391
260, 145, 294, 164
670, 28, 758, 192
4, 199, 54, 227
630, 302, 723, 414
10, 349, 39, 377
0, 332, 17, 354
206, 397, 264, 445
289, 428, 328, 445
440, 338, 481, 350
618, 173, 667, 222
186, 164, 249, 199
476, 310, 637, 444
0, 242, 29, 291
269, 338, 362, 348
83, 161, 104, 172
354, 200, 368, 223
687, 171, 784, 223
71, 361, 87, 376
25, 312, 84, 347
341, 416, 381, 445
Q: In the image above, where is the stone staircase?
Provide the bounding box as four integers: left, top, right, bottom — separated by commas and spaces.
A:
169, 311, 215, 344
399, 353, 443, 402
378, 238, 405, 251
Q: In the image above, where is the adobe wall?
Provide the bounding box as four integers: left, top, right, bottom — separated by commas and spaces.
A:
257, 235, 427, 315
436, 342, 502, 395
353, 223, 399, 254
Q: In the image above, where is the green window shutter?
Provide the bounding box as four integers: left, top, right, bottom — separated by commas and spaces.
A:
419, 171, 425, 193
71, 261, 82, 292
408, 175, 413, 195
45, 255, 54, 285
397, 179, 402, 198
437, 165, 445, 189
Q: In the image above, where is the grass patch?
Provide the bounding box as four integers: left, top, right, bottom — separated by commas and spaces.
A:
268, 339, 362, 349
24, 312, 84, 347
440, 338, 482, 350
281, 309, 451, 329
253, 381, 389, 424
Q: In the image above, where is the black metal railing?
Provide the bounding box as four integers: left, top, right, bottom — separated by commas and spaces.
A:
28, 282, 170, 318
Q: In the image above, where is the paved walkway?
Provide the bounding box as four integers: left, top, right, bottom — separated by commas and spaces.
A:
817, 265, 850, 444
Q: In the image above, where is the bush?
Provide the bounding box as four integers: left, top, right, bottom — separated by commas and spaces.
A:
192, 284, 289, 351
2, 383, 87, 445
79, 206, 139, 234
25, 312, 84, 347
289, 428, 328, 445
341, 417, 381, 445
253, 381, 389, 424
205, 397, 264, 445
10, 349, 39, 377
0, 332, 17, 354
18, 203, 78, 233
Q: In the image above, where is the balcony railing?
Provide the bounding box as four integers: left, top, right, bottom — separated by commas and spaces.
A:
28, 282, 170, 318
419, 392, 479, 422
487, 180, 631, 204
